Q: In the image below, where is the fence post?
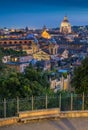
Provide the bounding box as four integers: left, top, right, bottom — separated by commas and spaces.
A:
71, 93, 73, 111
45, 94, 48, 109
59, 93, 61, 110
82, 92, 84, 110
4, 98, 6, 118
32, 95, 34, 110
17, 97, 19, 114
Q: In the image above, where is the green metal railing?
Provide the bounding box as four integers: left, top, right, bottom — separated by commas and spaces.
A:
0, 93, 88, 118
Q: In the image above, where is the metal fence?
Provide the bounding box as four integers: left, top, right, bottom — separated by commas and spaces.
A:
0, 93, 88, 118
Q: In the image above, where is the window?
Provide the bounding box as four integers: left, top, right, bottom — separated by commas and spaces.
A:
24, 41, 27, 44
4, 42, 7, 44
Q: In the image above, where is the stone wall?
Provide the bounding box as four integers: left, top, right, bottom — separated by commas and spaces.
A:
0, 110, 88, 127
60, 111, 88, 118
0, 117, 18, 127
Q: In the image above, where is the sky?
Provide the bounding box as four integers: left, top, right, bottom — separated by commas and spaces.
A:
0, 0, 88, 29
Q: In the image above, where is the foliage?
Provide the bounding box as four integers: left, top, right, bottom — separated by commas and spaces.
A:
3, 48, 27, 56
62, 72, 67, 78
0, 46, 6, 71
24, 66, 50, 95
71, 57, 88, 94
0, 46, 54, 98
0, 64, 50, 98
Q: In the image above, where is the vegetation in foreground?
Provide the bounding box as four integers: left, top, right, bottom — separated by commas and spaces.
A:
71, 57, 88, 94
0, 46, 88, 98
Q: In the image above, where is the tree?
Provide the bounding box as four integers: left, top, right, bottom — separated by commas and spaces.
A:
0, 46, 5, 71
0, 69, 32, 98
24, 65, 50, 96
0, 56, 50, 98
71, 57, 88, 94
0, 70, 20, 98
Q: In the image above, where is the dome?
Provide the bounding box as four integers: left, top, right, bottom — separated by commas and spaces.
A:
60, 16, 71, 34
60, 16, 71, 27
61, 22, 71, 27
26, 34, 38, 44
41, 30, 51, 39
26, 34, 35, 39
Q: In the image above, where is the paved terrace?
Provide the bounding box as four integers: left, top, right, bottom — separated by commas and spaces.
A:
1, 118, 88, 130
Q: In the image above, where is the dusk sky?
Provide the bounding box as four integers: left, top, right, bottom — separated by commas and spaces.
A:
0, 0, 88, 28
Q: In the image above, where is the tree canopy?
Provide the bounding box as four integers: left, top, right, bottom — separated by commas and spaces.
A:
71, 57, 88, 94
0, 46, 51, 98
0, 65, 50, 98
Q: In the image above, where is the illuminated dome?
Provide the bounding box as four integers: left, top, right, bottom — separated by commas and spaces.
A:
41, 30, 51, 39
60, 16, 71, 34
41, 26, 51, 39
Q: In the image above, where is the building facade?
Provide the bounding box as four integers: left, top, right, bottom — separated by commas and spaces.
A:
0, 39, 39, 54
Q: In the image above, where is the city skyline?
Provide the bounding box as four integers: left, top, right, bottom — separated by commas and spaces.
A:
0, 0, 88, 28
